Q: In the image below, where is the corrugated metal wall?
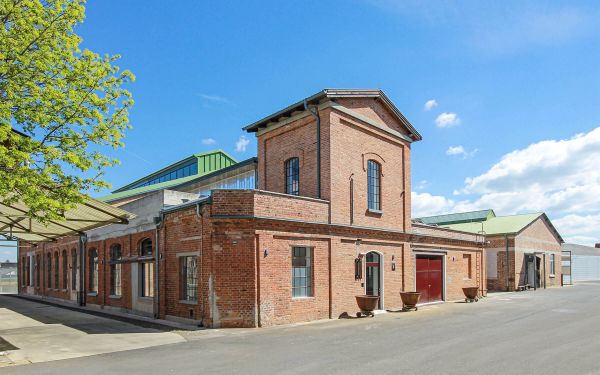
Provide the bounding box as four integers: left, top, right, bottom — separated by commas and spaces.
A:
572, 255, 600, 282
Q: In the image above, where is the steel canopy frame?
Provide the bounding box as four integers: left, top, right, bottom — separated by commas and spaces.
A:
0, 197, 135, 243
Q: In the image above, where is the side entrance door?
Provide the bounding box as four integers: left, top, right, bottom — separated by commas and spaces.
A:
365, 252, 382, 309
416, 255, 443, 303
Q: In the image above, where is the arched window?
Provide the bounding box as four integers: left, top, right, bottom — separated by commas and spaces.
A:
110, 244, 122, 296
285, 157, 299, 196
54, 252, 59, 289
89, 248, 98, 293
367, 160, 382, 211
71, 249, 78, 290
140, 238, 153, 257
46, 253, 52, 288
62, 250, 68, 289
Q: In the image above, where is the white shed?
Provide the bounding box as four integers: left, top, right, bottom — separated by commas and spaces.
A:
562, 243, 600, 283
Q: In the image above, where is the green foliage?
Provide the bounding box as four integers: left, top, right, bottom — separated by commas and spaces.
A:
0, 0, 134, 222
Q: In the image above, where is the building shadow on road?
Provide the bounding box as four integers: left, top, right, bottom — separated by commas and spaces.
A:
0, 295, 174, 335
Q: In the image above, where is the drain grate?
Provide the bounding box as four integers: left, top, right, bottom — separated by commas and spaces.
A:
0, 337, 18, 351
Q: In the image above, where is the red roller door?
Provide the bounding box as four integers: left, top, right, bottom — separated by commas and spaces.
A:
416, 255, 443, 303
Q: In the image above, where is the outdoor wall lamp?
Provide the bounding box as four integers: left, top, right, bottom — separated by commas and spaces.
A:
391, 255, 396, 271
264, 249, 269, 257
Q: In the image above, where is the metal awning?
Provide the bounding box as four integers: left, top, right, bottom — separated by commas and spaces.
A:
0, 197, 135, 243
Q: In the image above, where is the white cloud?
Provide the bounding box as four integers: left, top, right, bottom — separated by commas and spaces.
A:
201, 138, 216, 145
412, 192, 457, 218
424, 99, 438, 111
446, 145, 477, 159
446, 145, 465, 155
553, 214, 600, 246
235, 135, 250, 153
413, 126, 600, 245
199, 94, 233, 105
435, 112, 460, 128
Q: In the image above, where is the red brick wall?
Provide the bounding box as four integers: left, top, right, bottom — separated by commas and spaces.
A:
256, 232, 330, 326
486, 217, 562, 292
18, 230, 156, 313
257, 112, 329, 199
255, 100, 412, 233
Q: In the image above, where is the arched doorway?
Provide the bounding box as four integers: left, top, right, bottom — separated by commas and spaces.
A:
365, 251, 383, 309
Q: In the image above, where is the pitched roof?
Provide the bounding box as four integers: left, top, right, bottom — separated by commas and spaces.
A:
243, 88, 422, 141
99, 157, 257, 203
416, 209, 496, 225
112, 150, 237, 193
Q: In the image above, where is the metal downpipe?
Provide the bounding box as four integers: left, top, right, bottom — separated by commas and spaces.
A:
304, 99, 321, 199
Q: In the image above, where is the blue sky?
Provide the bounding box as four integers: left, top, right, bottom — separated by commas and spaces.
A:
5, 0, 600, 261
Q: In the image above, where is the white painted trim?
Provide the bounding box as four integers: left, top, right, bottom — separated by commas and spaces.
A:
364, 250, 384, 309
176, 251, 200, 258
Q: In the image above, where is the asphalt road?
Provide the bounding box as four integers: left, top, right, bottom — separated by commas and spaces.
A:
5, 282, 600, 375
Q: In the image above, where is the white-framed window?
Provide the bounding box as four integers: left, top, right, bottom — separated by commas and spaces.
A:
367, 160, 382, 211
292, 247, 312, 298
140, 262, 154, 297
110, 244, 122, 296
89, 248, 98, 293
550, 254, 556, 275
285, 157, 300, 196
180, 256, 198, 301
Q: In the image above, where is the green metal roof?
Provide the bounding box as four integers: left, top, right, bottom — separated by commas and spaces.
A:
98, 173, 204, 202
417, 209, 496, 225
111, 150, 237, 194
98, 157, 258, 203
439, 213, 543, 236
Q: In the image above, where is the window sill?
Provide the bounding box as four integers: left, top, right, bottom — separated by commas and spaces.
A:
292, 296, 315, 301
549, 274, 556, 278
87, 292, 98, 297
109, 295, 122, 299
367, 208, 383, 216
179, 299, 198, 305
138, 296, 154, 300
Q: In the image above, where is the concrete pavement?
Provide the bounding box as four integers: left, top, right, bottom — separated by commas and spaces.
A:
0, 296, 185, 367
4, 282, 600, 374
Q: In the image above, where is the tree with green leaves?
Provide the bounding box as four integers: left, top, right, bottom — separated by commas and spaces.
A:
0, 0, 134, 223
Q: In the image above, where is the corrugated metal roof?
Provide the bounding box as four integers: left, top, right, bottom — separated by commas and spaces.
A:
440, 213, 542, 236
243, 88, 422, 141
99, 157, 258, 203
0, 197, 135, 243
112, 150, 237, 193
416, 209, 496, 225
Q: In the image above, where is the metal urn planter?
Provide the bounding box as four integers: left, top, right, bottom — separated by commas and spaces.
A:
462, 287, 480, 303
355, 295, 380, 317
400, 291, 421, 311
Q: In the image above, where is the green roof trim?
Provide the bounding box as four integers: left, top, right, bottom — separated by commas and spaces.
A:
98, 174, 203, 202
417, 209, 496, 226
439, 213, 543, 236
112, 150, 237, 194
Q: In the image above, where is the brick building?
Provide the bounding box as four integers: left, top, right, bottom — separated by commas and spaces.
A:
19, 89, 485, 327
417, 210, 563, 292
